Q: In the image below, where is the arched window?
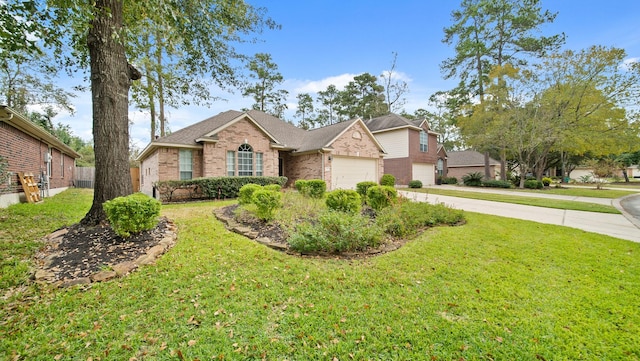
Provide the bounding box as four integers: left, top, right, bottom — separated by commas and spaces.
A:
238, 144, 253, 176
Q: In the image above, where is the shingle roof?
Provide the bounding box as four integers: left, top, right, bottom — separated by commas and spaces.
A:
363, 113, 421, 132
447, 150, 500, 167
138, 110, 383, 160
297, 118, 359, 152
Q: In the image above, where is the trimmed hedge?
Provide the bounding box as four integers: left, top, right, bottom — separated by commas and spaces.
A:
325, 189, 362, 214
154, 176, 287, 202
481, 179, 512, 188
103, 193, 161, 238
524, 179, 544, 189
380, 174, 396, 187
408, 180, 423, 188
356, 181, 378, 203
366, 185, 398, 211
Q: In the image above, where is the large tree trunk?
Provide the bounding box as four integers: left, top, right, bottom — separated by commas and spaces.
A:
81, 0, 134, 225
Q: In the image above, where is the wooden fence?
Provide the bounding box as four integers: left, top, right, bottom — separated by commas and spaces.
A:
75, 167, 140, 192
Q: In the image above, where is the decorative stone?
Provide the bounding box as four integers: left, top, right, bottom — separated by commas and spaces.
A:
91, 270, 117, 282
47, 228, 69, 240
61, 277, 91, 288
112, 261, 137, 276
147, 245, 166, 258
34, 269, 55, 281
135, 254, 155, 266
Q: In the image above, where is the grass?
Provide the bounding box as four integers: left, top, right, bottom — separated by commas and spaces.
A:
0, 188, 92, 289
410, 187, 623, 214
2, 189, 640, 359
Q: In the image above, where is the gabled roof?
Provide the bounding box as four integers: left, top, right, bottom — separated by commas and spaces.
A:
364, 113, 440, 136
447, 150, 499, 167
364, 113, 422, 133
0, 105, 81, 159
297, 118, 385, 154
137, 110, 385, 160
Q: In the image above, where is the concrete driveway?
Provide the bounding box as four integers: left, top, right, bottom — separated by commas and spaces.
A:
400, 186, 640, 243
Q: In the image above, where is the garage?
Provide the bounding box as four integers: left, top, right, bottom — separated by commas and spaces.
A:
412, 163, 435, 186
331, 156, 378, 190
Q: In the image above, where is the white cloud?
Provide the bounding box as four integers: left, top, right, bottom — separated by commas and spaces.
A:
379, 70, 413, 83
292, 73, 360, 94
621, 57, 639, 70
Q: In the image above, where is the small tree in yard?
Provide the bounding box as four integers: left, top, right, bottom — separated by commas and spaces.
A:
587, 158, 618, 190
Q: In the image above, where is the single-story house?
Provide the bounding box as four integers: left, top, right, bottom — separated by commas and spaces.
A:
446, 150, 500, 181
137, 110, 386, 196
569, 165, 636, 181
0, 105, 81, 208
364, 113, 444, 186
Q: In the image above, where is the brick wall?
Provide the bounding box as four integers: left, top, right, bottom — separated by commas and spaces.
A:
0, 121, 75, 196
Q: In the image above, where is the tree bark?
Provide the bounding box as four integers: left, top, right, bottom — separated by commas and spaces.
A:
81, 0, 134, 225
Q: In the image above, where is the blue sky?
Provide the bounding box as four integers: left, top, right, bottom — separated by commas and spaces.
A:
54, 1, 640, 150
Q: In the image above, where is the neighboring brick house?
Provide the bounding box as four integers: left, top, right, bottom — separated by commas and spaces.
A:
364, 113, 442, 186
137, 109, 385, 196
0, 106, 81, 208
446, 150, 500, 181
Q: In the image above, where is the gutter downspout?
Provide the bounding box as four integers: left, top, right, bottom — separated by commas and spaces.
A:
319, 150, 324, 181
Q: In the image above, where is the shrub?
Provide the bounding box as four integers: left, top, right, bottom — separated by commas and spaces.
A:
103, 193, 161, 238
462, 172, 483, 186
356, 181, 378, 203
155, 176, 287, 201
306, 179, 326, 199
294, 180, 309, 195
542, 177, 553, 187
238, 183, 263, 205
366, 185, 398, 211
524, 179, 543, 189
263, 184, 282, 192
325, 189, 361, 214
442, 176, 458, 185
252, 189, 283, 221
288, 211, 384, 254
408, 180, 423, 188
481, 179, 512, 188
376, 199, 465, 238
380, 174, 396, 187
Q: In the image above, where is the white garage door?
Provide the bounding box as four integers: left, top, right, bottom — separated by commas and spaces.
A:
412, 163, 435, 186
331, 156, 378, 190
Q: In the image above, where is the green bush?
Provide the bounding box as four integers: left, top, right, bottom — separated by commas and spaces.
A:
252, 189, 283, 221
263, 184, 282, 192
325, 189, 361, 214
481, 179, 512, 188
524, 179, 544, 189
542, 177, 553, 187
154, 176, 287, 202
380, 174, 396, 187
366, 185, 398, 211
238, 183, 263, 205
356, 181, 378, 203
376, 199, 465, 238
408, 180, 423, 188
306, 179, 326, 199
442, 176, 458, 185
103, 193, 161, 238
462, 172, 483, 186
288, 211, 384, 254
294, 180, 309, 195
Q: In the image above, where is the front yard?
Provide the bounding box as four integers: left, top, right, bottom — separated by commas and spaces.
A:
2, 189, 640, 359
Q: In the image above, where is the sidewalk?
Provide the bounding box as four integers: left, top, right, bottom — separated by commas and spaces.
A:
400, 188, 640, 243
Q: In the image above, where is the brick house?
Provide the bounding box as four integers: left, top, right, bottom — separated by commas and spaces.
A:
446, 150, 500, 181
0, 106, 81, 207
364, 113, 444, 186
137, 110, 385, 196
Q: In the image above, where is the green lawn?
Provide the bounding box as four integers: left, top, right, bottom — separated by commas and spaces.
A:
408, 187, 626, 214
2, 189, 640, 359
